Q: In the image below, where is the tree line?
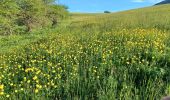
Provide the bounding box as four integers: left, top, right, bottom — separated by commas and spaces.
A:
0, 0, 68, 35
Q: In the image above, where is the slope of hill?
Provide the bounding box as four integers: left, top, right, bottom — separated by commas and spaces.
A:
1, 4, 170, 54
69, 4, 170, 35
0, 4, 170, 99
155, 0, 170, 5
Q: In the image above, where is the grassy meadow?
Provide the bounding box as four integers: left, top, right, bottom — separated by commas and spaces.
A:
0, 4, 170, 100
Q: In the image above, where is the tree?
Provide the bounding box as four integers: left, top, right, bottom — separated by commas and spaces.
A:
0, 0, 68, 35
42, 0, 55, 4
104, 11, 111, 13
0, 0, 19, 35
17, 0, 48, 32
47, 5, 69, 27
17, 0, 68, 31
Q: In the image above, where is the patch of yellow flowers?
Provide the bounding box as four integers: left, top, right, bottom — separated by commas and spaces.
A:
0, 28, 168, 98
0, 85, 4, 95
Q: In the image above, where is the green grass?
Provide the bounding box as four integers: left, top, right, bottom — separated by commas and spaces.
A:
0, 4, 170, 100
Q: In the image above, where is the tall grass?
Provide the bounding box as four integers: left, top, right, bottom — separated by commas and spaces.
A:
0, 4, 170, 99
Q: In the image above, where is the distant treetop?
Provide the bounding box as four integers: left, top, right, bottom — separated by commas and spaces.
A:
104, 11, 111, 13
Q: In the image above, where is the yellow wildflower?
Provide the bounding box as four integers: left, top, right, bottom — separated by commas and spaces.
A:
33, 76, 38, 80
25, 68, 34, 72
15, 90, 18, 93
21, 88, 24, 91
0, 92, 4, 95
0, 85, 4, 90
6, 94, 10, 98
35, 89, 39, 93
27, 80, 31, 83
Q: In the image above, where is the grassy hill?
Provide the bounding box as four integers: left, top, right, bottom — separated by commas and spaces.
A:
1, 4, 170, 54
155, 0, 170, 5
0, 4, 170, 99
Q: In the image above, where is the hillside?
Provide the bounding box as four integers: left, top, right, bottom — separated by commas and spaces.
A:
2, 4, 170, 53
71, 4, 170, 31
155, 0, 170, 5
0, 4, 170, 99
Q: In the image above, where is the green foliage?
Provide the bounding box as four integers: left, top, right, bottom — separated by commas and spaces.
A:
0, 0, 68, 35
0, 27, 170, 99
17, 0, 49, 32
104, 11, 111, 13
47, 5, 69, 27
1, 4, 170, 99
0, 0, 19, 35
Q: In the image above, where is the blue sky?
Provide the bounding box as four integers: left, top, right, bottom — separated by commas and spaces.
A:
58, 0, 163, 13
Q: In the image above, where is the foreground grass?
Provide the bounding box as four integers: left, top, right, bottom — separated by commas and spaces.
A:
0, 4, 170, 100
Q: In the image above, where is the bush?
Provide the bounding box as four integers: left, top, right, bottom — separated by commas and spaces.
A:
0, 0, 68, 35
104, 11, 111, 13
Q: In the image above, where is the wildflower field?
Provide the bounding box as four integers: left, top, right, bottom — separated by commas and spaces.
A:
0, 4, 170, 100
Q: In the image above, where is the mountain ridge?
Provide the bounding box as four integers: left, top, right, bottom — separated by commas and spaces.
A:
155, 0, 170, 5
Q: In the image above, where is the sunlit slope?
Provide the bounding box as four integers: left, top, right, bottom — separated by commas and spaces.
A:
1, 4, 170, 54
70, 4, 170, 31
1, 4, 170, 100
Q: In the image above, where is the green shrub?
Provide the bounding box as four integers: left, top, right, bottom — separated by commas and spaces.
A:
0, 0, 68, 35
